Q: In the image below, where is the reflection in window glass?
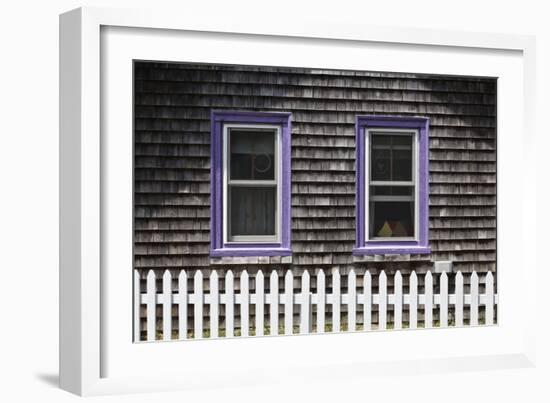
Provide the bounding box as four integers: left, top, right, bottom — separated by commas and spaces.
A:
370, 134, 412, 181
230, 129, 275, 180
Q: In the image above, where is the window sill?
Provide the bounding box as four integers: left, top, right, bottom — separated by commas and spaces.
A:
210, 247, 292, 258
210, 254, 292, 265
352, 245, 431, 256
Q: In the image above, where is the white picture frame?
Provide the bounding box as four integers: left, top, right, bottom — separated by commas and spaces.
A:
59, 6, 537, 396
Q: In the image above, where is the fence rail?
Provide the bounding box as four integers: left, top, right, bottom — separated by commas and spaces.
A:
134, 269, 497, 342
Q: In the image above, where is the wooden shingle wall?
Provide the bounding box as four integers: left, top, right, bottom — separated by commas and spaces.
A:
134, 62, 497, 275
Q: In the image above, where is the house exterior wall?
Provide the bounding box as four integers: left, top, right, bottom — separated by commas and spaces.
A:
134, 62, 497, 276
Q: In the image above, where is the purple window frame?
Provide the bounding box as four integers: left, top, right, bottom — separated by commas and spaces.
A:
353, 115, 431, 255
210, 110, 292, 257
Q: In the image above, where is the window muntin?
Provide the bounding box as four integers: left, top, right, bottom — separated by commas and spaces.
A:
367, 129, 418, 241
223, 124, 281, 244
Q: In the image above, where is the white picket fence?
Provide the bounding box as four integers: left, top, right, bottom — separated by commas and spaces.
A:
134, 269, 498, 342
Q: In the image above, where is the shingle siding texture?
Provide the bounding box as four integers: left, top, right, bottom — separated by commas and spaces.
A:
134, 62, 497, 274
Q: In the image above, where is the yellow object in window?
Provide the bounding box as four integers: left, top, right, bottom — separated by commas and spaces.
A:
377, 221, 393, 237
391, 221, 408, 237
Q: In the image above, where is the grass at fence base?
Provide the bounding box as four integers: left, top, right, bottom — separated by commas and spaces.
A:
150, 316, 487, 341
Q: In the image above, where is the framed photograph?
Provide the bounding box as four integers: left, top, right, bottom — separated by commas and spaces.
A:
60, 6, 537, 396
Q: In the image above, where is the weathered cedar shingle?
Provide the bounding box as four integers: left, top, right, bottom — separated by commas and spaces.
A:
134, 62, 497, 273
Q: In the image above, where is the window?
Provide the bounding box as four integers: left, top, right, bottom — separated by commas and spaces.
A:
226, 126, 278, 242
354, 115, 430, 255
210, 111, 292, 257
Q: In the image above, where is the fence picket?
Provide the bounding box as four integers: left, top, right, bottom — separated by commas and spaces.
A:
178, 270, 188, 340
317, 269, 326, 333
378, 271, 387, 330
146, 270, 156, 341
348, 269, 357, 331
269, 271, 278, 336
241, 271, 249, 337
300, 271, 311, 334
409, 271, 418, 329
194, 270, 203, 339
134, 270, 141, 342
225, 270, 234, 337
284, 270, 294, 335
425, 271, 433, 328
486, 271, 495, 325
332, 270, 341, 332
455, 271, 464, 327
163, 270, 172, 341
470, 272, 479, 325
210, 270, 219, 338
440, 272, 448, 328
394, 271, 403, 330
255, 271, 265, 336
363, 271, 372, 331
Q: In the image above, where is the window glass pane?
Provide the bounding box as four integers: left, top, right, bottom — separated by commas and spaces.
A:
229, 186, 276, 236
369, 200, 415, 238
371, 185, 414, 197
230, 129, 275, 180
370, 134, 412, 181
